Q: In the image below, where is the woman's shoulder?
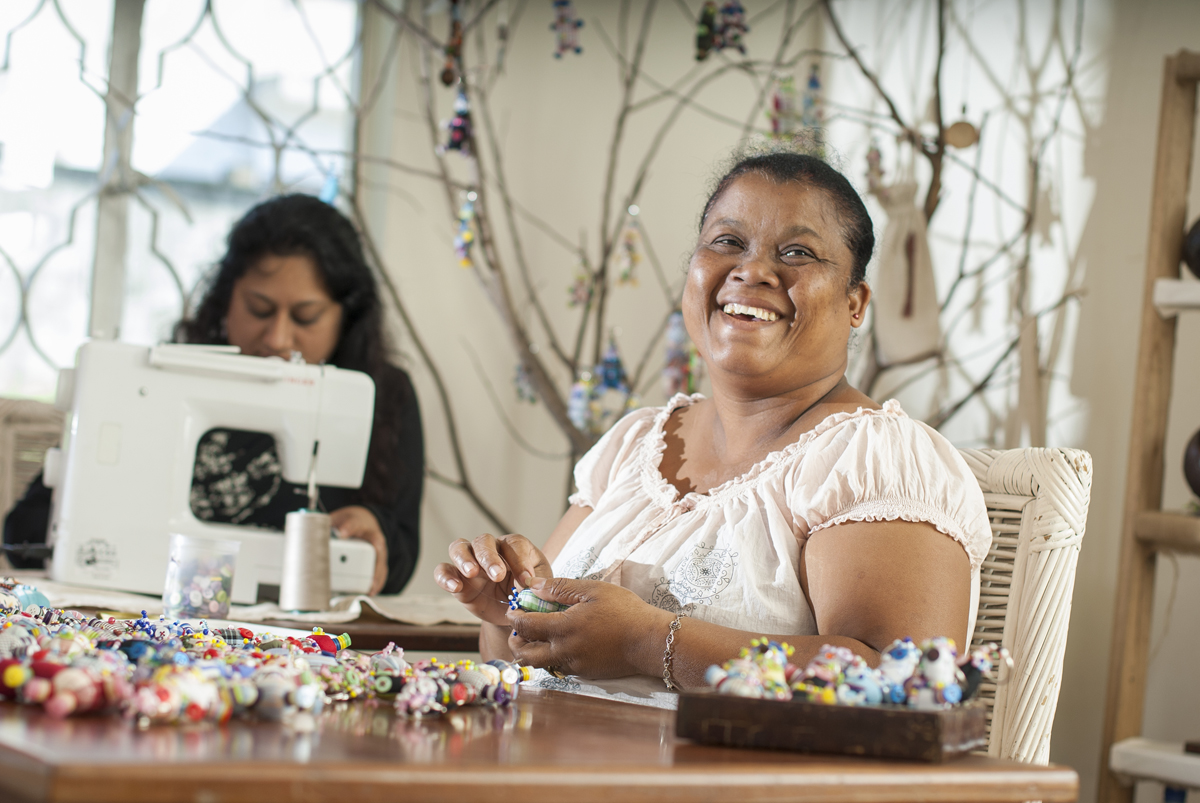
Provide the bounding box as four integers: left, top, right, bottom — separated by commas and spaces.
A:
804, 400, 973, 476
797, 400, 991, 568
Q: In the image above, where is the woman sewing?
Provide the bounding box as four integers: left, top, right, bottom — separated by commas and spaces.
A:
434, 150, 990, 704
4, 195, 423, 596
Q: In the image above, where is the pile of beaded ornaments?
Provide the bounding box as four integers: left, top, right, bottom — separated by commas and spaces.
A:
0, 577, 526, 724
706, 637, 1009, 710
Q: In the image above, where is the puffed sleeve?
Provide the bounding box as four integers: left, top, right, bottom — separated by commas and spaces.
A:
567, 405, 661, 510
792, 400, 991, 571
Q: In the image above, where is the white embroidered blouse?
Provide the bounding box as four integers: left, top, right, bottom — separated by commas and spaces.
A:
533, 394, 992, 707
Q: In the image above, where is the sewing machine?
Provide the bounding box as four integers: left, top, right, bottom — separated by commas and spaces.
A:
43, 340, 377, 603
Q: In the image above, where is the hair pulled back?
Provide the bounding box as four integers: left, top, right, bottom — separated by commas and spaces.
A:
701, 148, 874, 287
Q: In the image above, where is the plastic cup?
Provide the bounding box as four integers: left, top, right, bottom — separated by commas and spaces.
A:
162, 533, 240, 620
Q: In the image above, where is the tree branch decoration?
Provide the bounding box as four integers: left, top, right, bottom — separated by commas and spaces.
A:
86, 0, 1095, 529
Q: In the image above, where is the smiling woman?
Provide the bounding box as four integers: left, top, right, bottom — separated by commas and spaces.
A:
434, 149, 990, 708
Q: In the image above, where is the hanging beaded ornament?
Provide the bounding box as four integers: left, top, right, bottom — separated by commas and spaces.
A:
440, 88, 473, 156
716, 1, 748, 56
514, 361, 538, 404
616, 205, 644, 287
567, 266, 592, 308
695, 2, 718, 61
566, 370, 596, 432
801, 63, 823, 130
550, 0, 583, 58
454, 191, 477, 268
598, 337, 630, 395
768, 75, 799, 138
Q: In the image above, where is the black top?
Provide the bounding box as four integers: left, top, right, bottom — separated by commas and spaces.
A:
3, 364, 424, 595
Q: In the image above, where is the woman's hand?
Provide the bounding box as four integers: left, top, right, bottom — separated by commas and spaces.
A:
507, 576, 673, 680
434, 534, 554, 627
331, 506, 388, 595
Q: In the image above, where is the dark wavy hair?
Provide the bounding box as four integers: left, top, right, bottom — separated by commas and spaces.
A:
701, 150, 875, 287
174, 194, 405, 507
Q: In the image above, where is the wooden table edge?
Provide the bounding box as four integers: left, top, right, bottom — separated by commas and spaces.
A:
7, 758, 1079, 803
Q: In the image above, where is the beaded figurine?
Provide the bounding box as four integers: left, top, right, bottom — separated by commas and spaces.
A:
441, 89, 473, 156
509, 588, 570, 614
877, 636, 921, 704
550, 0, 583, 58
904, 636, 965, 708
717, 1, 748, 55
454, 191, 477, 267
616, 205, 643, 286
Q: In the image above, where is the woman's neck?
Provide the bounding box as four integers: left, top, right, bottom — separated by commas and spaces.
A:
704, 371, 852, 464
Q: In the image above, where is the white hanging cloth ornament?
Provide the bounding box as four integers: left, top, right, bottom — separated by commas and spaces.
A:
870, 154, 941, 364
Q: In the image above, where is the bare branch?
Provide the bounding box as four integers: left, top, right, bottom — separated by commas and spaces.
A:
474, 77, 573, 371
591, 0, 659, 366
348, 193, 512, 534
821, 0, 919, 145
922, 0, 947, 221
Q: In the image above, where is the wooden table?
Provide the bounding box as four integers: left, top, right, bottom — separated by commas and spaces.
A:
260, 617, 480, 652
0, 689, 1077, 803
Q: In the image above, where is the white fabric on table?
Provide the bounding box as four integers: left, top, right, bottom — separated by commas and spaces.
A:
8, 571, 478, 626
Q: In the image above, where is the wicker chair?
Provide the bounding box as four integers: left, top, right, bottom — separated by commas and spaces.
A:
960, 447, 1093, 765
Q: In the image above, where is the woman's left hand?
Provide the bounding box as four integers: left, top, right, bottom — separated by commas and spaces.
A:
331, 506, 388, 595
507, 576, 672, 679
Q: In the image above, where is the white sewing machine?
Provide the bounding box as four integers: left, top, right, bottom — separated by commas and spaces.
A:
43, 340, 377, 603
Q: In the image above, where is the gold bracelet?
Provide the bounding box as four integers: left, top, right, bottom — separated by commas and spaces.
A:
662, 613, 684, 690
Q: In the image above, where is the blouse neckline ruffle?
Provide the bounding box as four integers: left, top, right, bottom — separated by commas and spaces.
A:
638, 394, 907, 508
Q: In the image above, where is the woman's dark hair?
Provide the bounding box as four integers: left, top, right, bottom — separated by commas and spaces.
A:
174, 194, 405, 508
701, 151, 875, 287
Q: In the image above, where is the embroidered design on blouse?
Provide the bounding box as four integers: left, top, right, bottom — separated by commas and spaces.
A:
649, 544, 737, 611
560, 547, 605, 580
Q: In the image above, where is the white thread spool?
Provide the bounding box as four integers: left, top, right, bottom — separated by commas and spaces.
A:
279, 510, 332, 612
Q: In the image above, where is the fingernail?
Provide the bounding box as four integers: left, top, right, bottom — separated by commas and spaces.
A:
519, 572, 533, 586
529, 576, 545, 590
488, 565, 504, 581
463, 562, 477, 574
446, 580, 460, 592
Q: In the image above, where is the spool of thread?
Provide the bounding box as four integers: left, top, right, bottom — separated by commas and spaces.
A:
279, 510, 332, 612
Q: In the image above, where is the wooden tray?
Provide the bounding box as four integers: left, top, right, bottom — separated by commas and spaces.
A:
675, 691, 987, 763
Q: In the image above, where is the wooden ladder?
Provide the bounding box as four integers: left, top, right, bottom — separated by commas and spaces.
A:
1099, 49, 1200, 803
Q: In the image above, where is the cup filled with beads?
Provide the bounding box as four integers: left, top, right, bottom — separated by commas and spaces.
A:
162, 533, 240, 619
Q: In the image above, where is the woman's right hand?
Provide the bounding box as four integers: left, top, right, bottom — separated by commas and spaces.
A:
434, 533, 554, 627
